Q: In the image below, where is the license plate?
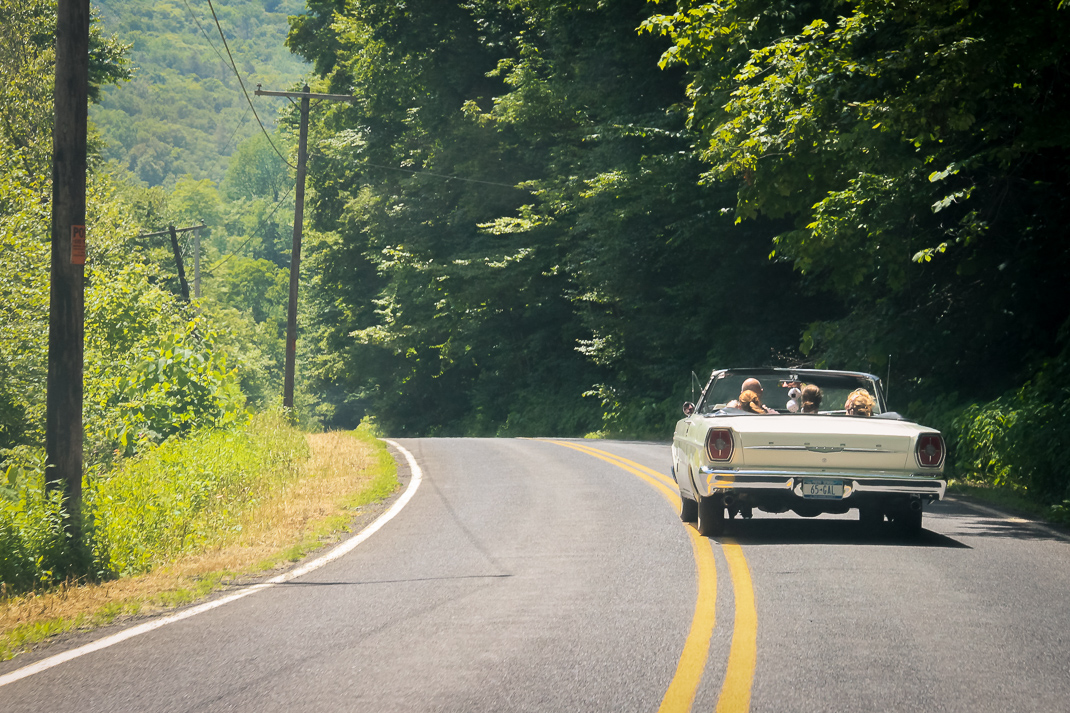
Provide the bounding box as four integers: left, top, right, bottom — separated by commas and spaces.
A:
801, 478, 844, 499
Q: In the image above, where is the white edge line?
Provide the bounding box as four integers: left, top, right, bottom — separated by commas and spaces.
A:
944, 495, 1070, 542
0, 439, 423, 689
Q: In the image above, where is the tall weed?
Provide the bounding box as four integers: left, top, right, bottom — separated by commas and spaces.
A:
1, 412, 308, 595
0, 448, 79, 592
88, 411, 308, 577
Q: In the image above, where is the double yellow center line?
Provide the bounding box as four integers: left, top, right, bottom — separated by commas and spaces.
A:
545, 440, 757, 713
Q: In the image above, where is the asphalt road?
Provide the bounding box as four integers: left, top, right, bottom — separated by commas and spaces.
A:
2, 438, 1069, 712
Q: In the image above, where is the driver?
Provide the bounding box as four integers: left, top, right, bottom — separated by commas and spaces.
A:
728, 378, 778, 413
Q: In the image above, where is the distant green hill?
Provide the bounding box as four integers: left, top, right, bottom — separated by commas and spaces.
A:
91, 0, 307, 187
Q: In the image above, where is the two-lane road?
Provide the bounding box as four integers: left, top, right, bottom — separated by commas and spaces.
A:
2, 438, 1069, 712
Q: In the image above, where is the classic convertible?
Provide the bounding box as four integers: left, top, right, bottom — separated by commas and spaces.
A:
671, 368, 946, 536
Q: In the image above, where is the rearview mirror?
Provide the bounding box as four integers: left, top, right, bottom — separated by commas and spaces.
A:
682, 402, 695, 416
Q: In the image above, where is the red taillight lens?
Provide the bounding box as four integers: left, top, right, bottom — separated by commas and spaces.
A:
916, 434, 945, 468
706, 428, 734, 461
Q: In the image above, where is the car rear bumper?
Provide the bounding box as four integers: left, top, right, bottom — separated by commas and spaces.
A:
699, 467, 946, 501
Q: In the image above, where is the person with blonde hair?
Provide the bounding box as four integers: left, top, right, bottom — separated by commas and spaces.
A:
737, 389, 766, 414
845, 388, 875, 417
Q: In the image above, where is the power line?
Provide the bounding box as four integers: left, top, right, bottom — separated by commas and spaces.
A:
203, 183, 295, 276
180, 0, 230, 70
204, 0, 296, 170
358, 161, 533, 191
219, 103, 252, 155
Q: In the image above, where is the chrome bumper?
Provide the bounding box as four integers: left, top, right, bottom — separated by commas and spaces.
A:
699, 467, 946, 500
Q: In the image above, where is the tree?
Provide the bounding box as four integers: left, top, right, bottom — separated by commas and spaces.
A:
222, 133, 290, 203
0, 0, 129, 175
643, 0, 1070, 400
287, 0, 820, 435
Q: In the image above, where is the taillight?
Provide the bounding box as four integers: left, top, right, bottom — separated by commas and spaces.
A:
706, 428, 734, 461
916, 433, 945, 468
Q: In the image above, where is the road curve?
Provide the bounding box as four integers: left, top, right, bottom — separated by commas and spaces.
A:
2, 437, 1069, 712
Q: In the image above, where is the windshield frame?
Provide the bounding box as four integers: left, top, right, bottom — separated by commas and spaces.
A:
695, 368, 887, 416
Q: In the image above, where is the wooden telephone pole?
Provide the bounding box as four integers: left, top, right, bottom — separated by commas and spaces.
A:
45, 0, 90, 529
254, 84, 354, 409
139, 224, 207, 302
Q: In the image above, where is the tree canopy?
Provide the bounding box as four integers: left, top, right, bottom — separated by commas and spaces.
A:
279, 0, 1069, 506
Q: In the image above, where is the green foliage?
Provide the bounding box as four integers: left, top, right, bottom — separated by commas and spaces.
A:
0, 0, 130, 174
949, 334, 1070, 503
0, 162, 50, 449
87, 410, 308, 577
1, 413, 309, 593
86, 321, 246, 459
644, 0, 1070, 399
0, 448, 79, 592
289, 0, 820, 436
214, 257, 289, 325
222, 132, 290, 202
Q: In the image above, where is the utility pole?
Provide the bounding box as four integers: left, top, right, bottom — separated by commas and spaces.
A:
169, 224, 191, 302
194, 228, 202, 299
45, 0, 90, 534
138, 224, 206, 302
254, 84, 355, 409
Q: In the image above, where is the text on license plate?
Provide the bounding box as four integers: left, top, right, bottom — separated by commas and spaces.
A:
801, 478, 844, 499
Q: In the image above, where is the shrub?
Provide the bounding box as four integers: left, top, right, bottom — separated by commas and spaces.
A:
947, 342, 1070, 503
0, 447, 80, 592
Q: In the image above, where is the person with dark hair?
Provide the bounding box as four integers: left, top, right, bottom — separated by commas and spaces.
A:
801, 384, 822, 414
728, 378, 778, 413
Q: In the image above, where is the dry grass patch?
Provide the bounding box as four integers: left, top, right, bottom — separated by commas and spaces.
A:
0, 429, 397, 661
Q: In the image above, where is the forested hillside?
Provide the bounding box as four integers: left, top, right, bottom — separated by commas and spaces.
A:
287, 0, 1069, 508
91, 0, 307, 187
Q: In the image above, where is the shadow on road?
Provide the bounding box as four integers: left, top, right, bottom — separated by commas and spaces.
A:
275, 573, 514, 587
936, 515, 1069, 542
709, 518, 970, 548
931, 499, 1070, 542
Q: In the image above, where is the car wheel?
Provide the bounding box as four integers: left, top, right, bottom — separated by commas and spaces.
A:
891, 506, 923, 536
696, 494, 725, 537
680, 495, 698, 523
858, 506, 884, 530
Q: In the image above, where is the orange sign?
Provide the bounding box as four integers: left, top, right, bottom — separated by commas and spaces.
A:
71, 225, 86, 265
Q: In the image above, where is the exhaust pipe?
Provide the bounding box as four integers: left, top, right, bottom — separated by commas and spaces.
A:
908, 498, 922, 512
723, 494, 736, 507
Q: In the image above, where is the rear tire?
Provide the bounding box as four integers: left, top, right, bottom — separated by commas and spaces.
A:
680, 495, 698, 523
696, 494, 725, 537
858, 506, 884, 530
891, 506, 923, 536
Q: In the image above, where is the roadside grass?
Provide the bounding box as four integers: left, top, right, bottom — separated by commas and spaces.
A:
0, 426, 398, 662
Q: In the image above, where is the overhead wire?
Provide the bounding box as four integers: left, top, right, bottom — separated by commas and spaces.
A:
358, 161, 533, 191
180, 0, 230, 70
219, 104, 252, 155
202, 183, 296, 276
180, 0, 254, 160
204, 0, 296, 170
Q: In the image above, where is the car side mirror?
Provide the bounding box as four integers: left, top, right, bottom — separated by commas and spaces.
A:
682, 402, 695, 416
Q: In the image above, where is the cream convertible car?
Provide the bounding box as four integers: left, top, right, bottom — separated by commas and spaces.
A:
672, 368, 946, 536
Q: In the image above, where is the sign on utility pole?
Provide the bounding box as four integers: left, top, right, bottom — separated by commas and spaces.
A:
46, 0, 90, 533
254, 84, 355, 409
